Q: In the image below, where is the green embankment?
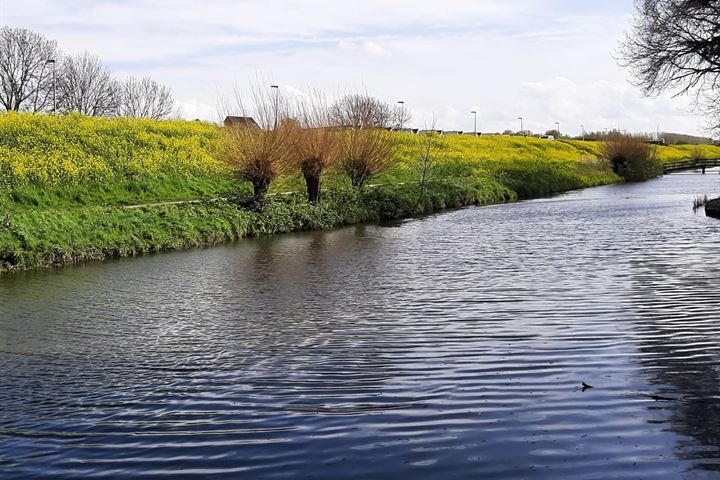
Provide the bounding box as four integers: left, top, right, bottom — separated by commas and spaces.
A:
1, 113, 711, 273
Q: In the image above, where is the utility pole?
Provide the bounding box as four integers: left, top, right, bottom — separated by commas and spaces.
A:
555, 121, 560, 138
518, 116, 524, 136
580, 125, 585, 141
471, 110, 477, 136
397, 101, 405, 130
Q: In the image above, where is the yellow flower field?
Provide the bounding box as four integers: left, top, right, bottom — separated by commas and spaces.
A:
0, 112, 226, 188
0, 112, 716, 193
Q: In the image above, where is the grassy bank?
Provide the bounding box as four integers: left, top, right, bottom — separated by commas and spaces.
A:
2, 113, 710, 273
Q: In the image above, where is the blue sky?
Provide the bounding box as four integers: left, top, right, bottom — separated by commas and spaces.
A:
1, 0, 708, 136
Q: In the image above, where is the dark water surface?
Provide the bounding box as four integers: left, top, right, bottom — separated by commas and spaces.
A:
2, 173, 720, 479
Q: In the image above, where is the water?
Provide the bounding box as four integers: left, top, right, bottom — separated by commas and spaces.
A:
2, 173, 720, 479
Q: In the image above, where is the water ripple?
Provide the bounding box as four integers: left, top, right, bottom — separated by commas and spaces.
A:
2, 175, 720, 478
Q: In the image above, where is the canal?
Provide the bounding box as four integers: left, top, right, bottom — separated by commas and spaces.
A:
2, 172, 720, 479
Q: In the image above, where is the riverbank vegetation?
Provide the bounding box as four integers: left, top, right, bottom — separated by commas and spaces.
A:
1, 106, 716, 273
601, 133, 662, 182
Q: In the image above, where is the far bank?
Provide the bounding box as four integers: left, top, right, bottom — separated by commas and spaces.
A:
2, 113, 715, 273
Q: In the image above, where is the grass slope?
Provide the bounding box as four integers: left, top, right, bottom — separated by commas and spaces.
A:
1, 113, 710, 273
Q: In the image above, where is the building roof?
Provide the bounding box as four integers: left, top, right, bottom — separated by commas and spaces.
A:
223, 116, 260, 129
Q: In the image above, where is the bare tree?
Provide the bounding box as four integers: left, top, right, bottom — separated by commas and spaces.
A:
330, 93, 408, 129
621, 1, 720, 96
57, 52, 117, 116
116, 76, 176, 119
0, 27, 58, 112
620, 1, 720, 130
293, 92, 339, 203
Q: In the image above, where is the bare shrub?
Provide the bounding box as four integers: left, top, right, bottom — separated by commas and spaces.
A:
601, 133, 661, 181
217, 84, 297, 202
691, 146, 705, 163
415, 116, 445, 203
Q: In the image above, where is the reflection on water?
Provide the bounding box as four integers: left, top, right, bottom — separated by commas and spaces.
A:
628, 251, 720, 472
2, 174, 720, 479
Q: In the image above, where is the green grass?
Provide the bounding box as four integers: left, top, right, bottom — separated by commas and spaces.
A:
1, 113, 711, 273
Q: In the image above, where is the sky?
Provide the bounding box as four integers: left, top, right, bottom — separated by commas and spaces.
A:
0, 0, 711, 136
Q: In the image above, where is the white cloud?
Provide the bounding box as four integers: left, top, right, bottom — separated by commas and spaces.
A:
176, 99, 216, 121
2, 0, 710, 136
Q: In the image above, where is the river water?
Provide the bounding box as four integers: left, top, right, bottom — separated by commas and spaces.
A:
2, 173, 720, 479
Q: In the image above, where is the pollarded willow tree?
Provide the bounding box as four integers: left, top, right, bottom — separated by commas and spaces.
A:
331, 94, 400, 188
217, 84, 297, 203
337, 126, 397, 188
620, 1, 720, 130
293, 93, 339, 203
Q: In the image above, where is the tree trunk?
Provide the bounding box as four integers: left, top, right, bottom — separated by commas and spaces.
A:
253, 178, 270, 203
304, 173, 321, 203
350, 175, 365, 189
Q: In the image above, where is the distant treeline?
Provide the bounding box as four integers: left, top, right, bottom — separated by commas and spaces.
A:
0, 26, 176, 119
575, 130, 716, 145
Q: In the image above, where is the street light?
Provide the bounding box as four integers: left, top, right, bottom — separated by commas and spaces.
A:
555, 121, 560, 138
518, 116, 524, 136
471, 110, 477, 136
397, 101, 405, 130
46, 59, 56, 113
270, 84, 279, 129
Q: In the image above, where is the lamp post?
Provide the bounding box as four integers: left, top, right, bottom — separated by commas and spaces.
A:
471, 110, 477, 136
46, 59, 56, 113
518, 116, 524, 136
555, 121, 560, 138
397, 101, 405, 130
270, 84, 279, 129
